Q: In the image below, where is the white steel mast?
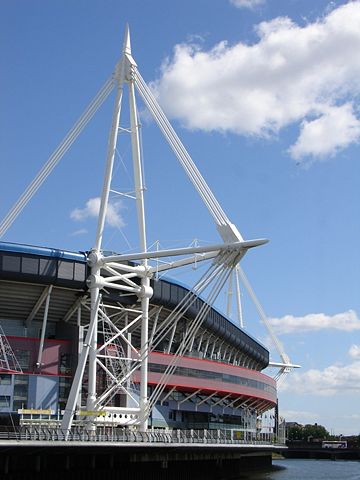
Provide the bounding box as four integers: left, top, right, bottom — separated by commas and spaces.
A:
0, 24, 298, 435
126, 28, 151, 431
86, 29, 127, 426
58, 26, 272, 434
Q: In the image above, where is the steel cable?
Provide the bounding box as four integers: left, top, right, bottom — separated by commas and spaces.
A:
0, 76, 115, 238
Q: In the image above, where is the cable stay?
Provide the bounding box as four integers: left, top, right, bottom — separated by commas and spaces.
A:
4, 25, 279, 434
236, 266, 300, 381
149, 254, 230, 353
147, 250, 240, 416
0, 76, 115, 239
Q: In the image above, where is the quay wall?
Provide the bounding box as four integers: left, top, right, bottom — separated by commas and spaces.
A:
0, 442, 280, 480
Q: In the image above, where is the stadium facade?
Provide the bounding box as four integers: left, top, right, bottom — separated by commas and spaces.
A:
0, 28, 289, 446
0, 241, 277, 435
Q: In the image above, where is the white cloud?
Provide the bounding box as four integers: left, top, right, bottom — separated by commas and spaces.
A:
348, 344, 360, 360
230, 0, 265, 9
343, 413, 360, 420
280, 409, 318, 424
269, 310, 360, 335
70, 228, 88, 237
70, 197, 125, 228
289, 104, 360, 161
152, 2, 360, 162
280, 360, 360, 396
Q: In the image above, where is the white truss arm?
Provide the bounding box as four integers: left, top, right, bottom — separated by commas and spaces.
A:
148, 251, 219, 274
99, 238, 268, 265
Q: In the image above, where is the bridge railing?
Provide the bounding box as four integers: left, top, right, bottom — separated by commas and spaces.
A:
0, 426, 285, 446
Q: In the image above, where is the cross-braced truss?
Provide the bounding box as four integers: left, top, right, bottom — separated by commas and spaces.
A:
0, 325, 23, 374
0, 25, 298, 435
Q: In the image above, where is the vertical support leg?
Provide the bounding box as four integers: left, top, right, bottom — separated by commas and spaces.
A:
86, 279, 100, 428
226, 271, 233, 319
60, 294, 101, 433
36, 285, 53, 369
77, 306, 83, 411
139, 276, 151, 432
235, 265, 244, 329
83, 38, 126, 432
128, 55, 152, 431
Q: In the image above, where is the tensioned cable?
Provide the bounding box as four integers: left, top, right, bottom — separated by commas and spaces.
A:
150, 254, 239, 398
134, 71, 225, 225
134, 69, 230, 227
148, 252, 237, 413
148, 252, 237, 402
149, 250, 237, 352
148, 258, 223, 348
149, 260, 222, 348
98, 252, 233, 412
149, 255, 227, 351
237, 265, 290, 365
0, 76, 115, 238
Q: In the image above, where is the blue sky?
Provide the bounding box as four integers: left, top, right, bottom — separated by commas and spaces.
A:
1, 0, 360, 435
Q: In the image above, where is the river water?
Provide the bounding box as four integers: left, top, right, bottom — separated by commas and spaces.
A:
235, 459, 360, 479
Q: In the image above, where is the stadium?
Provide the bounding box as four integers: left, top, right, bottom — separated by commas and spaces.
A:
0, 28, 288, 444
0, 240, 277, 437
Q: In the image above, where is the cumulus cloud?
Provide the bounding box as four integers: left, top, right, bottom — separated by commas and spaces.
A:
280, 361, 360, 396
348, 344, 360, 360
230, 0, 265, 9
289, 104, 360, 161
70, 197, 125, 228
269, 310, 360, 335
152, 2, 360, 162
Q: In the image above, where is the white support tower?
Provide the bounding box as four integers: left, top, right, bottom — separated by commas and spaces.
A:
58, 26, 271, 434
0, 26, 289, 435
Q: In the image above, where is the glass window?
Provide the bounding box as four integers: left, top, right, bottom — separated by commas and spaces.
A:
58, 261, 74, 280
39, 258, 57, 277
14, 351, 30, 370
0, 396, 11, 408
14, 375, 28, 385
2, 255, 20, 272
148, 362, 275, 396
59, 354, 71, 375
74, 262, 86, 282
13, 384, 27, 398
0, 374, 11, 385
13, 375, 28, 409
21, 257, 39, 275
13, 400, 26, 411
59, 377, 71, 400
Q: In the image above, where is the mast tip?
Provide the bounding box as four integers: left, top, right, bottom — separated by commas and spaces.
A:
123, 24, 131, 54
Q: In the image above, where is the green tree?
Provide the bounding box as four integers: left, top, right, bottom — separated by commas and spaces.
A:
303, 423, 329, 441
287, 425, 303, 441
287, 423, 329, 442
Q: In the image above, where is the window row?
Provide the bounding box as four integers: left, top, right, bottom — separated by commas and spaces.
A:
0, 253, 86, 283
149, 363, 276, 396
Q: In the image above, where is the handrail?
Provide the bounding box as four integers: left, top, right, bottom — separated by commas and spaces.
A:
0, 427, 285, 446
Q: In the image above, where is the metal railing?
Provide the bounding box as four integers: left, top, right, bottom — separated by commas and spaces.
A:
0, 426, 285, 446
